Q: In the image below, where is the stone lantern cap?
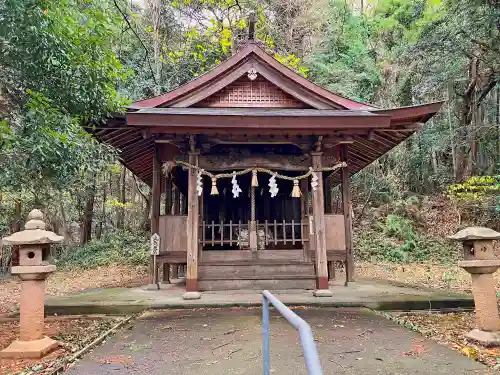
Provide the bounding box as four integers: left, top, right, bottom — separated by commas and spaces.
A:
2, 209, 64, 246
448, 227, 500, 242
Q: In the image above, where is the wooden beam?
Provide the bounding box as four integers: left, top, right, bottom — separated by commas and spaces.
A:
126, 111, 391, 130
125, 147, 155, 163
340, 144, 354, 283
121, 138, 153, 155
311, 152, 329, 290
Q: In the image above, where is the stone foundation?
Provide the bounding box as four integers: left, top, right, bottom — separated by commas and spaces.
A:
0, 336, 58, 359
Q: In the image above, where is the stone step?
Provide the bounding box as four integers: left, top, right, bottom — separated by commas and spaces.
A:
201, 249, 305, 262
198, 263, 315, 279
198, 278, 315, 291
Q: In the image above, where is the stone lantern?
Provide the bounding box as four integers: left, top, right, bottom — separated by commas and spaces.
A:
449, 227, 500, 346
0, 209, 63, 359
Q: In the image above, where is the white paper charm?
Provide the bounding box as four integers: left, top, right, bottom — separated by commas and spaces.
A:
268, 173, 279, 198
231, 172, 242, 198
196, 169, 204, 196
311, 168, 319, 192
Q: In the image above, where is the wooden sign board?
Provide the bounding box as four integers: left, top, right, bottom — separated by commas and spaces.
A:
150, 233, 160, 256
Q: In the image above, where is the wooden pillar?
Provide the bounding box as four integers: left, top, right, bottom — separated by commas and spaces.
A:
340, 144, 354, 283
173, 184, 180, 215
324, 176, 332, 214
150, 154, 161, 285
162, 263, 170, 283
181, 193, 188, 215
311, 152, 329, 292
171, 264, 178, 279
300, 178, 310, 260
186, 152, 200, 293
161, 174, 172, 284
249, 186, 257, 252
165, 176, 172, 216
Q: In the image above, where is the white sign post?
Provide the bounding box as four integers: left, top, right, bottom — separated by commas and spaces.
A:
150, 233, 160, 256
150, 233, 160, 287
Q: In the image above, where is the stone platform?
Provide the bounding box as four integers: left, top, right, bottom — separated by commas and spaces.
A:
44, 279, 473, 315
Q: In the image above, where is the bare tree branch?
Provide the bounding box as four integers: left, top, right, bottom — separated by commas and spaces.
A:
113, 0, 158, 86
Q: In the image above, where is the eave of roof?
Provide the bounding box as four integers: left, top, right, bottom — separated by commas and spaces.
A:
126, 108, 392, 131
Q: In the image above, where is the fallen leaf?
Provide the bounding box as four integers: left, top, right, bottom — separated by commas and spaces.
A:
462, 346, 478, 361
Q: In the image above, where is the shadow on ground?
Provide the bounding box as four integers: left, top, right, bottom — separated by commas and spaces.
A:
66, 308, 486, 375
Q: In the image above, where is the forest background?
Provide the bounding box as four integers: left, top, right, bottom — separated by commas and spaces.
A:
1, 0, 499, 272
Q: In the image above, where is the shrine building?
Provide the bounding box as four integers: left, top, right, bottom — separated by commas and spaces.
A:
89, 35, 442, 298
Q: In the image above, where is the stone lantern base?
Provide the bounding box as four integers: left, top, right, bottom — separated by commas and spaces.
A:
467, 329, 500, 348
0, 336, 59, 359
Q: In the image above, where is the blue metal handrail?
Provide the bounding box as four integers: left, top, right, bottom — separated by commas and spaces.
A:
262, 290, 323, 375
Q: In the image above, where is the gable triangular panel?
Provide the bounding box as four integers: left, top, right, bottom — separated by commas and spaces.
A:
193, 75, 310, 108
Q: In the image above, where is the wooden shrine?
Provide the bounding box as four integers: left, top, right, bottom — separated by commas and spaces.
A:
89, 32, 442, 298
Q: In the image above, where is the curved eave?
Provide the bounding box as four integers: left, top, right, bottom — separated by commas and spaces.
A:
88, 101, 444, 187
373, 101, 444, 126
329, 101, 445, 185
86, 116, 156, 185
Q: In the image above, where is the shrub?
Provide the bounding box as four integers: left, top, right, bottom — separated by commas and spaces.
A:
55, 230, 149, 269
355, 214, 458, 264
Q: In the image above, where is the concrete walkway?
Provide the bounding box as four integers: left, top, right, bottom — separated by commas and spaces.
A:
66, 307, 486, 375
45, 279, 473, 315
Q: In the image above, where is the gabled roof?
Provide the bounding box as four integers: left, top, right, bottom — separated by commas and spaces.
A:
129, 42, 376, 111
89, 43, 444, 186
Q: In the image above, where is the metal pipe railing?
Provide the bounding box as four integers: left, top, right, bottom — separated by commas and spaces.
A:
262, 290, 323, 375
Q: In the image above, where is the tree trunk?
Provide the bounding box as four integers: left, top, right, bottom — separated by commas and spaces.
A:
80, 183, 95, 246
59, 202, 71, 244
496, 86, 500, 173
143, 193, 151, 232
96, 180, 107, 240
10, 200, 21, 267
147, 0, 162, 94
117, 166, 126, 229
447, 82, 458, 182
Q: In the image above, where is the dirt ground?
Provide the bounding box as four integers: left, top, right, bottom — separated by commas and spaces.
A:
385, 311, 500, 370
356, 261, 480, 294
0, 265, 148, 315
0, 317, 122, 375
65, 307, 486, 375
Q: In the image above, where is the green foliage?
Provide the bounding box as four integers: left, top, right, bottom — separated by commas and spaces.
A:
355, 213, 457, 263
0, 0, 131, 120
0, 93, 116, 193
448, 175, 500, 202
307, 0, 381, 103
0, 0, 128, 218
55, 230, 149, 269
381, 214, 417, 242
447, 175, 500, 228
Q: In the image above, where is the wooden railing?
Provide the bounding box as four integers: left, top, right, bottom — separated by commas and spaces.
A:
200, 221, 249, 247
200, 220, 310, 249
